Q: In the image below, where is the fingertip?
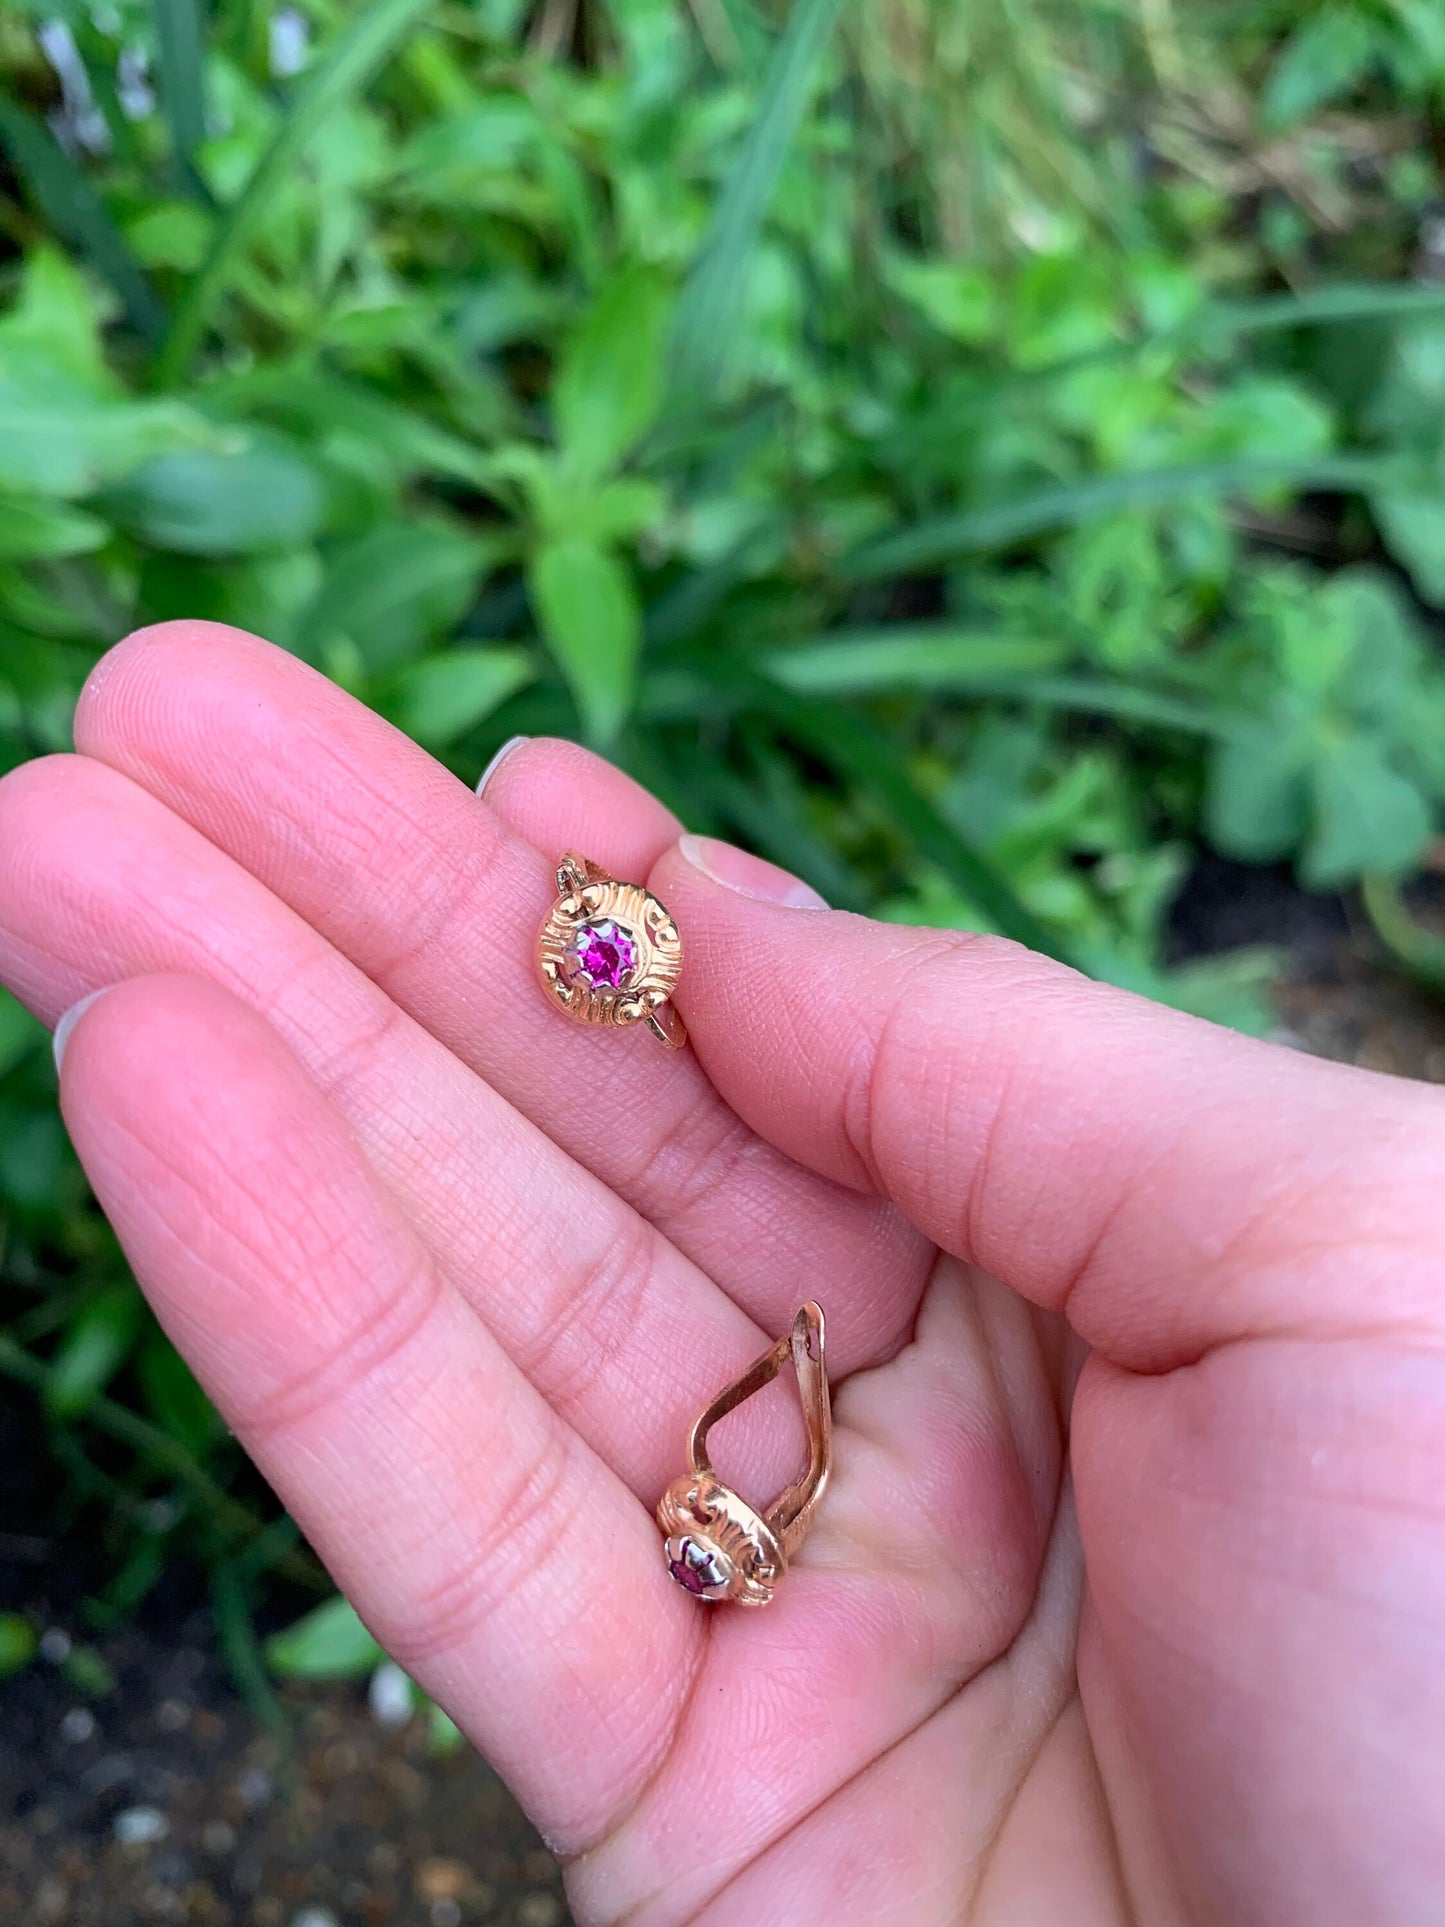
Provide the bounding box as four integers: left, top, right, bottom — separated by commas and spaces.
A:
478, 735, 684, 877
674, 833, 830, 910
52, 986, 112, 1076
74, 620, 294, 757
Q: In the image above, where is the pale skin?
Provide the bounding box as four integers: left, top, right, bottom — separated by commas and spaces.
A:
2, 624, 1443, 1925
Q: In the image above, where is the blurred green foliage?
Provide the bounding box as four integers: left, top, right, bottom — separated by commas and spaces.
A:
1, 0, 1444, 1664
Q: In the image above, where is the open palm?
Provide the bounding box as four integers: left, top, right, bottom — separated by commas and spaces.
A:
3, 623, 1442, 1924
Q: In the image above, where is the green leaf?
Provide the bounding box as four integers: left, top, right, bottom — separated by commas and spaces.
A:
0, 1615, 36, 1680
844, 456, 1388, 581
554, 269, 673, 482
154, 0, 209, 180
379, 646, 535, 749
0, 989, 43, 1078
1305, 738, 1433, 888
0, 498, 109, 561
103, 439, 328, 554
296, 523, 500, 669
266, 1594, 384, 1680
0, 364, 202, 501
1206, 719, 1313, 863
157, 0, 438, 383
45, 1284, 145, 1420
1373, 491, 1445, 606
763, 628, 1070, 695
529, 539, 641, 744
0, 99, 165, 342
428, 1699, 466, 1755
669, 0, 845, 403
1263, 6, 1377, 130
136, 1331, 222, 1456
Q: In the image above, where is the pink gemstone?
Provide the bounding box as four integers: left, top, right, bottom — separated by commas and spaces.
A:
665, 1534, 730, 1600
565, 917, 637, 991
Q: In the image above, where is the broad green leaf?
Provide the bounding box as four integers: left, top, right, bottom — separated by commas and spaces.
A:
1305, 737, 1433, 888
1327, 566, 1423, 722
0, 363, 203, 500
0, 498, 108, 560
1373, 491, 1445, 606
1263, 6, 1377, 130
554, 269, 674, 483
103, 439, 328, 554
1206, 719, 1312, 863
886, 257, 997, 343
296, 523, 499, 669
158, 0, 438, 382
529, 539, 641, 744
45, 1283, 145, 1420
669, 0, 845, 403
266, 1595, 384, 1679
0, 1616, 36, 1680
379, 646, 535, 748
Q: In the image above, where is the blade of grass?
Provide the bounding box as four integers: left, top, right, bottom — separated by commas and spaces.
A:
974, 281, 1445, 411
761, 638, 1231, 733
154, 0, 209, 189
843, 454, 1390, 581
0, 99, 165, 343
156, 0, 434, 385
669, 0, 846, 405
0, 1332, 325, 1591
760, 684, 1076, 963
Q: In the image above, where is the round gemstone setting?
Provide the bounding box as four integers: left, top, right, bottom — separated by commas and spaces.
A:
562, 916, 638, 992
664, 1533, 734, 1601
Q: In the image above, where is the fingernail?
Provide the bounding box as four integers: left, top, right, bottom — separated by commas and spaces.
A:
53, 988, 111, 1075
476, 734, 529, 799
677, 834, 828, 909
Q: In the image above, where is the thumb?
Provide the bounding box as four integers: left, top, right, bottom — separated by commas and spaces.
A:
651, 835, 1445, 1371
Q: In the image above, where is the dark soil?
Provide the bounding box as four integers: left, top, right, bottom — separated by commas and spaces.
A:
0, 1609, 571, 1927
4, 870, 1443, 1927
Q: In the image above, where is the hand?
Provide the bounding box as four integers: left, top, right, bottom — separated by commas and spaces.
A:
3, 623, 1442, 1926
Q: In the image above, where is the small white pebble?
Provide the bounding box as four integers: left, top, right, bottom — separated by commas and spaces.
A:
39, 1629, 71, 1663
201, 1820, 236, 1855
290, 1910, 340, 1927
59, 1707, 95, 1743
236, 1765, 272, 1808
430, 1905, 462, 1927
367, 1660, 414, 1728
517, 1896, 562, 1927
156, 1697, 189, 1732
114, 1805, 169, 1846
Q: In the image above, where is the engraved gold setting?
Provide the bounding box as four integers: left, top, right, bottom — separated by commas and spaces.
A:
657, 1303, 832, 1607
536, 852, 685, 1049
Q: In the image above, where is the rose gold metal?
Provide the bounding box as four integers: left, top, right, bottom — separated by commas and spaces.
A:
536, 850, 686, 1049
657, 1303, 832, 1607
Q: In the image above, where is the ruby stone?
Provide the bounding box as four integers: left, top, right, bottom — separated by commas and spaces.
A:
567, 917, 637, 991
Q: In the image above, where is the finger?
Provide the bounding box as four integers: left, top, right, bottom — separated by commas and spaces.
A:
647, 836, 1445, 1369
477, 732, 684, 877
76, 624, 929, 1364
55, 973, 700, 1851
0, 752, 795, 1500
